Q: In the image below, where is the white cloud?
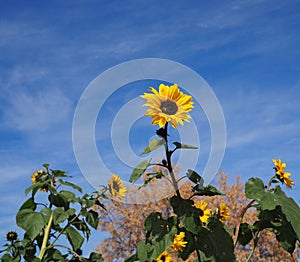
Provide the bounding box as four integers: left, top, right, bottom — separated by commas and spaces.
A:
2, 88, 72, 131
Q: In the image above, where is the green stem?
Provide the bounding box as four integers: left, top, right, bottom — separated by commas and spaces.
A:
52, 244, 83, 260
163, 123, 181, 198
38, 211, 54, 260
246, 231, 260, 262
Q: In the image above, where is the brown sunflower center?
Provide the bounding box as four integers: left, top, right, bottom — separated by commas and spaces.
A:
161, 255, 166, 261
112, 181, 120, 191
199, 209, 204, 216
160, 100, 178, 115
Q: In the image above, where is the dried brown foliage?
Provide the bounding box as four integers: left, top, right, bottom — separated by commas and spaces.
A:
94, 171, 299, 261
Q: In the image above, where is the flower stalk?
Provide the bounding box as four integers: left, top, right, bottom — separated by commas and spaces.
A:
38, 211, 54, 260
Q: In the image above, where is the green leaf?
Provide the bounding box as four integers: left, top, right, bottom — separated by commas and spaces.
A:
88, 252, 104, 262
43, 164, 50, 169
65, 225, 84, 250
245, 177, 265, 200
137, 242, 153, 262
149, 226, 177, 260
57, 179, 82, 193
138, 172, 164, 189
24, 182, 44, 196
192, 185, 223, 196
53, 207, 76, 225
170, 196, 201, 234
59, 190, 77, 202
85, 210, 99, 229
129, 160, 151, 183
48, 193, 68, 209
173, 141, 198, 149
237, 223, 254, 246
140, 139, 165, 155
16, 209, 47, 240
51, 169, 68, 178
273, 186, 300, 240
197, 221, 235, 261
124, 253, 138, 262
19, 197, 36, 211
186, 169, 203, 185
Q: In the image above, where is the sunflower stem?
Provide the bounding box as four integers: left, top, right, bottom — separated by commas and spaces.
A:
38, 211, 53, 260
163, 123, 181, 198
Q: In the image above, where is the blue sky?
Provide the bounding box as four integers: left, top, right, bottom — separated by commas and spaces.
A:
1, 0, 300, 256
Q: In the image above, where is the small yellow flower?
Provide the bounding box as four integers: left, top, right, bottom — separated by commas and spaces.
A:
194, 200, 211, 224
272, 159, 295, 188
156, 250, 171, 262
108, 174, 127, 198
218, 203, 230, 222
141, 83, 194, 128
172, 231, 188, 252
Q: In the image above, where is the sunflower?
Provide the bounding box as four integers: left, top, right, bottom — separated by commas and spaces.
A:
156, 251, 171, 262
6, 231, 18, 242
141, 83, 194, 128
108, 174, 127, 198
31, 170, 52, 192
272, 159, 294, 188
193, 200, 211, 224
172, 232, 188, 252
218, 203, 230, 222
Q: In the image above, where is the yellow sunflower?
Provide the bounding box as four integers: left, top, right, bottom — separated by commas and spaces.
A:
141, 83, 194, 128
156, 251, 171, 262
193, 200, 211, 224
272, 159, 295, 188
172, 232, 188, 252
108, 174, 127, 198
218, 203, 230, 222
31, 170, 51, 192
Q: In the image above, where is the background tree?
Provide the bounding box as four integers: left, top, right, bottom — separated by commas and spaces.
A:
95, 169, 299, 261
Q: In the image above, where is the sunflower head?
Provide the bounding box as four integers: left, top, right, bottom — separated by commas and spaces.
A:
156, 250, 171, 262
172, 231, 188, 252
193, 200, 211, 224
272, 159, 295, 188
31, 170, 55, 192
6, 231, 18, 242
218, 203, 230, 222
108, 174, 127, 198
141, 83, 194, 128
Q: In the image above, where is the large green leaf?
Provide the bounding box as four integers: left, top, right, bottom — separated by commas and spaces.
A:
19, 197, 36, 211
237, 223, 255, 246
245, 177, 265, 200
16, 209, 47, 240
273, 186, 300, 240
65, 225, 84, 250
53, 207, 76, 225
140, 139, 165, 155
197, 221, 235, 261
170, 196, 201, 234
129, 160, 151, 183
85, 210, 99, 229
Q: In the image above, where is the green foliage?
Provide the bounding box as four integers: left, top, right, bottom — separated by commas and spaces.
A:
173, 142, 198, 149
242, 177, 300, 255
129, 159, 151, 183
1, 165, 105, 261
140, 138, 165, 155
